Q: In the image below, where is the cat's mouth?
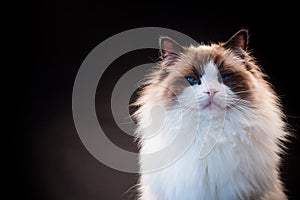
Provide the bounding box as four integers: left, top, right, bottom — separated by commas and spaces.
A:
202, 101, 222, 110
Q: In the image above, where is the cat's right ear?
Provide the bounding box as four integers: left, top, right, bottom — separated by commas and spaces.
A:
159, 36, 184, 64
222, 29, 248, 58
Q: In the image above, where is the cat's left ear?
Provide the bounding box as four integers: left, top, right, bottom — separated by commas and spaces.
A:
222, 29, 248, 58
159, 36, 184, 64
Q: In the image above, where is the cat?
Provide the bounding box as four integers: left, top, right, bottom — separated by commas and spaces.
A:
132, 30, 289, 200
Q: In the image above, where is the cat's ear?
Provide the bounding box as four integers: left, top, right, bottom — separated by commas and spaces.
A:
159, 36, 184, 64
222, 29, 248, 58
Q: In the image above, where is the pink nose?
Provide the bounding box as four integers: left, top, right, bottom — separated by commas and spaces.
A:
204, 89, 219, 101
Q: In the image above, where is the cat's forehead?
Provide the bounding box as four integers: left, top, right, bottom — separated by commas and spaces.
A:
194, 45, 214, 51
202, 61, 219, 79
182, 44, 239, 75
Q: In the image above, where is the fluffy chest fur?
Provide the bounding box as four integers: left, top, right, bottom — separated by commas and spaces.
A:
138, 109, 281, 200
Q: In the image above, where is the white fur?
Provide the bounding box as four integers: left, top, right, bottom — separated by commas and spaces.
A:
135, 61, 287, 200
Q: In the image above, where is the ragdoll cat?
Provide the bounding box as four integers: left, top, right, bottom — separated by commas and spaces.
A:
132, 30, 289, 200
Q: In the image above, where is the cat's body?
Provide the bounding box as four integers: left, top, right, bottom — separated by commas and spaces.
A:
132, 30, 288, 200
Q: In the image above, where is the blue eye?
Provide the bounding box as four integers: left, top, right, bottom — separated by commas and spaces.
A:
221, 73, 232, 81
186, 77, 200, 84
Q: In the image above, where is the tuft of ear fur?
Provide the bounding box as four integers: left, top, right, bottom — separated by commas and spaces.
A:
222, 29, 248, 58
159, 36, 184, 65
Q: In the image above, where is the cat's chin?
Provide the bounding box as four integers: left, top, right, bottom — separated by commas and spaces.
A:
184, 102, 225, 111
188, 103, 226, 119
202, 101, 223, 110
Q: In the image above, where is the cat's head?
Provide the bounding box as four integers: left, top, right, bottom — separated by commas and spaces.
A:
135, 30, 266, 118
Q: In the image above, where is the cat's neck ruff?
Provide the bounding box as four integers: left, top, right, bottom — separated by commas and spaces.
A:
138, 104, 284, 200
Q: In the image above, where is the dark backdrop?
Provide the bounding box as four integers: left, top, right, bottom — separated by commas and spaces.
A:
23, 1, 299, 200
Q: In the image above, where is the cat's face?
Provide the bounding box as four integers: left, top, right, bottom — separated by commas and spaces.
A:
137, 30, 263, 118
163, 45, 256, 117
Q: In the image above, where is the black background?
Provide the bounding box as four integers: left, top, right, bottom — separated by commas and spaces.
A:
23, 1, 299, 200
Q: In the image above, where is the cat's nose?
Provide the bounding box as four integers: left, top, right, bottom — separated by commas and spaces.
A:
204, 88, 219, 100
